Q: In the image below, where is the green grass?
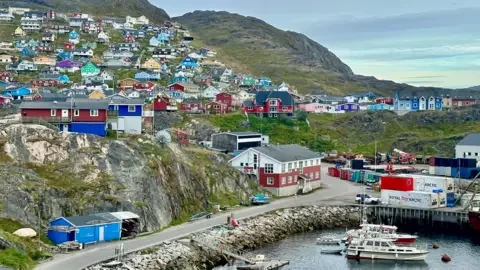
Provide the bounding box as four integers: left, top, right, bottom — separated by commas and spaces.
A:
0, 248, 35, 270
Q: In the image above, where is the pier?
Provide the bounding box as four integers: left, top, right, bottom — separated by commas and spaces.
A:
367, 205, 469, 229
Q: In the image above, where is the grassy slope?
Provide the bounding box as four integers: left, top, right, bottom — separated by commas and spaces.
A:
197, 108, 480, 156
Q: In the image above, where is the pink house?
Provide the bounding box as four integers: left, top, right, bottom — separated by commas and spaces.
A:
299, 103, 334, 113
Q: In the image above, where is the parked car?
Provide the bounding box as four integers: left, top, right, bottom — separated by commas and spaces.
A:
189, 212, 212, 222
355, 194, 380, 205
249, 193, 270, 205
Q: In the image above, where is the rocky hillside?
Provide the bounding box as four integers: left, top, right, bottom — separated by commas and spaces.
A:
174, 11, 448, 95
0, 124, 259, 233
0, 0, 169, 24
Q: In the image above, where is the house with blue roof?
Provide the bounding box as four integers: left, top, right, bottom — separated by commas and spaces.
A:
243, 91, 295, 118
58, 51, 73, 60
394, 92, 443, 112
134, 71, 160, 81
257, 77, 272, 87
2, 86, 31, 100
21, 47, 36, 58
367, 103, 394, 111
69, 30, 80, 44
178, 56, 198, 70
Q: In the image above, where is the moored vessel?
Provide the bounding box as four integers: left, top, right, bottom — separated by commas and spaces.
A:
347, 238, 428, 261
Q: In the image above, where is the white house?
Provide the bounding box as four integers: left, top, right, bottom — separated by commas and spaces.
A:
73, 48, 93, 57
100, 71, 114, 81
220, 68, 232, 83
97, 31, 109, 42
0, 10, 14, 21
201, 86, 220, 99
125, 90, 140, 98
455, 133, 480, 163
126, 15, 149, 25
112, 20, 126, 30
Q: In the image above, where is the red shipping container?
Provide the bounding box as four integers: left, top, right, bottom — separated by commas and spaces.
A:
380, 176, 414, 191
429, 157, 435, 166
328, 167, 340, 177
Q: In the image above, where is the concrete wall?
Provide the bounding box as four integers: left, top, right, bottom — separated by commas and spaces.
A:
456, 145, 480, 162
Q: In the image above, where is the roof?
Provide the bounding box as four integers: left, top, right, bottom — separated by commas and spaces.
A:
457, 133, 480, 146
183, 98, 202, 104
109, 211, 140, 220
255, 91, 294, 105
224, 131, 261, 136
63, 212, 120, 227
243, 100, 254, 107
19, 100, 109, 110
250, 144, 321, 162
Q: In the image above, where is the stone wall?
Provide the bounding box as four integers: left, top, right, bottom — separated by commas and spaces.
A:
87, 205, 360, 270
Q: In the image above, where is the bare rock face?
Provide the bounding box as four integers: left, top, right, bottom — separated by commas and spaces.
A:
0, 124, 258, 232
183, 119, 220, 141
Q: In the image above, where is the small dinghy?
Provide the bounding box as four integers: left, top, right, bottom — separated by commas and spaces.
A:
321, 248, 344, 255
316, 237, 341, 245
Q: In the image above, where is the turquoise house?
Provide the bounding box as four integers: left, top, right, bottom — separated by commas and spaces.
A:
367, 103, 394, 111
179, 56, 198, 69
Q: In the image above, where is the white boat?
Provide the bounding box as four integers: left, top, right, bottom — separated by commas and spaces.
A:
321, 248, 344, 255
347, 237, 428, 261
316, 236, 341, 245
346, 227, 417, 245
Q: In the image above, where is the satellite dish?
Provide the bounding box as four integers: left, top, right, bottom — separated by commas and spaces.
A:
155, 129, 172, 145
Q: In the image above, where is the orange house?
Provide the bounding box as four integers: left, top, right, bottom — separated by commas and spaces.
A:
118, 78, 139, 89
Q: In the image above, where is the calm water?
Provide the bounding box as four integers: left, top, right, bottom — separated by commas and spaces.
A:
216, 228, 480, 270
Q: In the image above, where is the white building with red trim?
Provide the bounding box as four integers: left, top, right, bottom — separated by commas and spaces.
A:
229, 144, 322, 196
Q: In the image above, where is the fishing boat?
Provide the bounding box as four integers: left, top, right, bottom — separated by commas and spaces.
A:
347, 237, 428, 261
347, 224, 418, 245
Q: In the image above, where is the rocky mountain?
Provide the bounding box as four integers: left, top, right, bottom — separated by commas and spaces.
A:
174, 11, 449, 95
0, 0, 169, 24
0, 124, 259, 233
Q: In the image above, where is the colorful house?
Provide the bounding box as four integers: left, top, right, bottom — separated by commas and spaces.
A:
68, 30, 80, 44
257, 77, 272, 86
14, 27, 26, 37
106, 96, 144, 134
298, 103, 336, 113
134, 81, 156, 91
118, 78, 138, 89
178, 56, 198, 70
81, 61, 101, 77
240, 76, 256, 87
206, 101, 228, 114
56, 59, 82, 72
229, 144, 322, 196
201, 86, 220, 99
153, 96, 177, 111
367, 103, 394, 111
134, 71, 160, 81
33, 56, 56, 66
169, 75, 190, 84
452, 97, 476, 108
124, 34, 135, 43
336, 103, 360, 112
141, 58, 161, 70
215, 92, 234, 107
58, 51, 73, 60
243, 91, 294, 118
180, 99, 203, 112
2, 86, 31, 100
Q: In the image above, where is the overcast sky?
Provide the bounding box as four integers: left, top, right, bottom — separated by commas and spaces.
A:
153, 0, 480, 88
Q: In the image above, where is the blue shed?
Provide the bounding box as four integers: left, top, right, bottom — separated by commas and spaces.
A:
411, 97, 419, 111
71, 122, 107, 136
48, 213, 121, 245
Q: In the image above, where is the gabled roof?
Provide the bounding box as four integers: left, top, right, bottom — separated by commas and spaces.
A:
19, 100, 108, 110
457, 133, 480, 146
183, 98, 202, 104
255, 91, 294, 105
249, 144, 321, 162
243, 100, 254, 107
62, 212, 120, 227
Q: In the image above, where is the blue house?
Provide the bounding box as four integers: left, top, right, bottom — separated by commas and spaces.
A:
149, 36, 160, 47
169, 75, 190, 84
337, 103, 360, 112
47, 213, 121, 245
2, 86, 31, 100
58, 51, 73, 60
411, 97, 419, 111
394, 92, 412, 111
179, 56, 198, 69
106, 96, 144, 135
22, 47, 36, 58
257, 77, 272, 86
367, 103, 393, 111
135, 71, 160, 81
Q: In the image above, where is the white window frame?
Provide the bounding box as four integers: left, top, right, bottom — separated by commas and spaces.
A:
269, 100, 276, 106
316, 159, 320, 165
310, 160, 313, 166
281, 164, 286, 173
90, 109, 99, 116
310, 172, 314, 179
74, 109, 80, 116
50, 109, 56, 116
315, 172, 320, 179
264, 163, 274, 174
294, 175, 297, 183
281, 177, 286, 185
288, 163, 292, 172
294, 162, 297, 169
288, 176, 292, 184
128, 105, 136, 112
267, 177, 274, 185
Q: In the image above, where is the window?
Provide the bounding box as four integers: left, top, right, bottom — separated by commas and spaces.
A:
381, 242, 390, 247
281, 177, 286, 185
269, 100, 276, 105
253, 154, 258, 164
315, 172, 320, 179
283, 106, 288, 111
316, 159, 320, 165
400, 103, 404, 107
269, 106, 277, 112
310, 172, 313, 179
127, 105, 136, 112
268, 113, 272, 117
288, 176, 292, 183
50, 109, 56, 116
288, 163, 292, 171
310, 160, 313, 166
264, 163, 273, 174
476, 153, 479, 157
294, 162, 297, 169
240, 163, 244, 166
468, 152, 472, 156
294, 175, 297, 183
366, 241, 374, 246
267, 177, 274, 185
281, 164, 286, 173
90, 109, 99, 116
74, 109, 80, 116
274, 114, 278, 117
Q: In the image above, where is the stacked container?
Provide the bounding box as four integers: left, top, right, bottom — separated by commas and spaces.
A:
380, 190, 442, 209
446, 193, 455, 207
380, 175, 414, 191
328, 167, 340, 177
429, 157, 478, 178
397, 174, 455, 193
351, 159, 364, 170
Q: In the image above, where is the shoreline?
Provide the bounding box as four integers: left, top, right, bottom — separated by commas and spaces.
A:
86, 205, 361, 270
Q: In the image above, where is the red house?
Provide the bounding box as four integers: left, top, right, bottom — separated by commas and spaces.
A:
215, 92, 233, 107
180, 99, 203, 112
134, 81, 156, 92
376, 97, 394, 105
0, 95, 13, 105
19, 101, 108, 136
175, 129, 189, 145
229, 144, 322, 196
242, 100, 255, 113
64, 43, 74, 51
168, 83, 186, 92
243, 91, 294, 118
199, 75, 212, 86
0, 72, 15, 83
30, 79, 59, 87
124, 34, 135, 43
452, 98, 476, 107
206, 101, 227, 114
153, 96, 177, 111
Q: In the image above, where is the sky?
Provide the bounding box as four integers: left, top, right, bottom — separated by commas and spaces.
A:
153, 0, 480, 88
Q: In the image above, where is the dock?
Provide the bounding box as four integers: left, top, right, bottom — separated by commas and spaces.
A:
367, 205, 469, 229
190, 239, 289, 269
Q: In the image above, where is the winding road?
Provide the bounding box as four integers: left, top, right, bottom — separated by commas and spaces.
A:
36, 164, 363, 270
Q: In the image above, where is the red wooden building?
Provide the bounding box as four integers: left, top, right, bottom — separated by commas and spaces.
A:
206, 101, 227, 114
452, 98, 476, 107
153, 96, 177, 111
134, 81, 156, 92
168, 83, 186, 92
124, 34, 135, 43
229, 144, 323, 196
243, 91, 294, 118
180, 99, 203, 112
64, 43, 74, 51
0, 72, 15, 83
215, 92, 233, 107
30, 79, 59, 87
376, 97, 394, 105
0, 95, 13, 105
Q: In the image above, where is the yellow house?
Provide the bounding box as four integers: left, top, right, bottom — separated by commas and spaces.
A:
88, 89, 106, 99
14, 27, 26, 37
141, 58, 161, 70
442, 97, 452, 108
0, 53, 13, 63
91, 55, 103, 65
33, 56, 56, 66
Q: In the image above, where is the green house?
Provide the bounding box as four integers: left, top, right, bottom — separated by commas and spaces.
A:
81, 61, 101, 77
240, 75, 256, 87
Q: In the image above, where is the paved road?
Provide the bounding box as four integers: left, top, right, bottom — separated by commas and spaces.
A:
37, 164, 363, 270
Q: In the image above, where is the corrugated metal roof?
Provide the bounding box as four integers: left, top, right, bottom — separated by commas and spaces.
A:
19, 100, 109, 110
63, 212, 120, 226
251, 144, 321, 162
457, 133, 480, 146
227, 131, 261, 136
255, 91, 294, 105
109, 211, 140, 220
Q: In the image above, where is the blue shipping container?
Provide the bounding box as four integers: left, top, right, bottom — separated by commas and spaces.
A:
460, 167, 474, 179
451, 167, 459, 178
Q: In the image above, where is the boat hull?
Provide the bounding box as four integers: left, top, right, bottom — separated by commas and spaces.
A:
468, 211, 480, 231
346, 251, 427, 261
394, 237, 417, 244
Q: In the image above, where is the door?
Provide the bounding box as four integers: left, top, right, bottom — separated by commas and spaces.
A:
98, 226, 104, 241
62, 109, 68, 118
62, 124, 68, 132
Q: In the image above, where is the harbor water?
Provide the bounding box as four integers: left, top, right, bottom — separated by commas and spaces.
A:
215, 228, 480, 270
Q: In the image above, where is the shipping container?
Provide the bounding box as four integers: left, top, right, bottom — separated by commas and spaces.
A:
460, 167, 474, 179
451, 167, 459, 178
380, 190, 442, 209
429, 157, 435, 166
398, 174, 455, 193
328, 167, 340, 177
351, 159, 364, 170
457, 158, 477, 168
434, 166, 448, 176
380, 176, 414, 191
428, 166, 435, 175
437, 192, 446, 207
446, 192, 455, 207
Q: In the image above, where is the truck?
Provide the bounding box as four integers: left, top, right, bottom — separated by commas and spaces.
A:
392, 149, 416, 164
